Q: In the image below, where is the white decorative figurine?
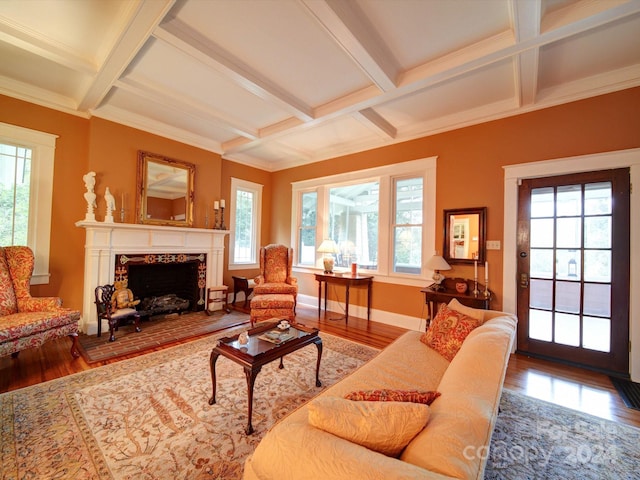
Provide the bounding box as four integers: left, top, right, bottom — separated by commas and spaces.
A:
83, 171, 97, 221
104, 187, 116, 223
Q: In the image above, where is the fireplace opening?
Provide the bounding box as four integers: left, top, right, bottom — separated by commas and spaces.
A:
127, 261, 202, 315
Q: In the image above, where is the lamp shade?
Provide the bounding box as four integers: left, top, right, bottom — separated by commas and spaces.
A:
425, 254, 451, 271
317, 239, 340, 254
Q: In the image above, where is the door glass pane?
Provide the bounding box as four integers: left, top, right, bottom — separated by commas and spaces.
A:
555, 313, 580, 346
556, 249, 581, 280
584, 182, 611, 215
530, 279, 552, 309
530, 249, 553, 278
556, 281, 580, 313
529, 309, 552, 341
556, 217, 581, 248
530, 219, 554, 247
531, 187, 554, 217
557, 185, 581, 216
584, 283, 611, 317
583, 317, 610, 352
584, 250, 611, 282
584, 216, 611, 248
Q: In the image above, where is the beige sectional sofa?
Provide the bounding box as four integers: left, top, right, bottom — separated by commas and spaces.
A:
244, 305, 517, 480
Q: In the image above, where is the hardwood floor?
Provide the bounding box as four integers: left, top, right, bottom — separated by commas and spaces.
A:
2, 304, 640, 429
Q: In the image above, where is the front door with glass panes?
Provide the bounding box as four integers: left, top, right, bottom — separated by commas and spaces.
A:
516, 169, 630, 375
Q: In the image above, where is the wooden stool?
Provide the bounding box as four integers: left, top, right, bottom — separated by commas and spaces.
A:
206, 286, 230, 315
232, 276, 254, 308
250, 293, 295, 327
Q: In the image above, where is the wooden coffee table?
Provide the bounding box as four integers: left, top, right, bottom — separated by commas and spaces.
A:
208, 320, 323, 434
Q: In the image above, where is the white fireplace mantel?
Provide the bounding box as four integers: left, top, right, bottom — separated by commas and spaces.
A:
76, 220, 229, 335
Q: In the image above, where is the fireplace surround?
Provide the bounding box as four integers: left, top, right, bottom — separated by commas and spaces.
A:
76, 221, 229, 335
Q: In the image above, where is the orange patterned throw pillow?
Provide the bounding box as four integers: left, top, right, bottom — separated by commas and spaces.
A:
420, 303, 481, 361
344, 389, 441, 405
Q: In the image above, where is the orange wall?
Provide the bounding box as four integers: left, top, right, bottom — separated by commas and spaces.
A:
2, 87, 639, 320
0, 95, 89, 308
0, 100, 229, 310
272, 87, 640, 316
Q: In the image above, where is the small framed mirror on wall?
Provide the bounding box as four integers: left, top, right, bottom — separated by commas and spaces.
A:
443, 207, 487, 264
136, 151, 195, 227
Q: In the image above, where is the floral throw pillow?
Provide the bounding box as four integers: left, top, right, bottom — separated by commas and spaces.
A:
420, 303, 481, 361
344, 389, 441, 405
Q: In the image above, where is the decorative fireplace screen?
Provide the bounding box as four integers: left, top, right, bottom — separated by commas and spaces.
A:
114, 253, 206, 313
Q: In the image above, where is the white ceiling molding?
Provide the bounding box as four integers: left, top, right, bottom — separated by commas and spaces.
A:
0, 0, 638, 170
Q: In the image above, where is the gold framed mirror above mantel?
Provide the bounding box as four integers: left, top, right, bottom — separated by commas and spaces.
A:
136, 151, 195, 227
443, 207, 486, 264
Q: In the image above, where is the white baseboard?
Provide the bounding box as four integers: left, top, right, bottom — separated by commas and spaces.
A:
297, 293, 425, 332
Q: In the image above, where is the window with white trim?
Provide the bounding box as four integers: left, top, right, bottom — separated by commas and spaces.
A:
229, 177, 262, 269
0, 143, 31, 245
291, 157, 436, 281
0, 122, 57, 285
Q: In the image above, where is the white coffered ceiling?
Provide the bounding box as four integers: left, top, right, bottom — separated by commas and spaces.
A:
1, 0, 639, 171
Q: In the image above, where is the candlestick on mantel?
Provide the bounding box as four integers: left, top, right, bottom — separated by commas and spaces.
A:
220, 199, 225, 208
214, 201, 219, 210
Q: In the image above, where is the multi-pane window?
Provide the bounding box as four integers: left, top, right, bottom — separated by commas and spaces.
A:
229, 178, 262, 268
528, 181, 613, 352
291, 157, 436, 279
0, 143, 31, 245
393, 177, 423, 274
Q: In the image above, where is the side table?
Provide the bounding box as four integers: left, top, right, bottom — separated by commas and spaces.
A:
206, 286, 231, 315
232, 276, 254, 308
314, 273, 373, 323
420, 278, 491, 327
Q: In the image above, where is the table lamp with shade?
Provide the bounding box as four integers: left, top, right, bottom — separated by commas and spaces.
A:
317, 239, 340, 273
425, 254, 451, 291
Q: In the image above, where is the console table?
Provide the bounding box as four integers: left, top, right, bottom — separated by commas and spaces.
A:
315, 273, 373, 323
420, 278, 491, 326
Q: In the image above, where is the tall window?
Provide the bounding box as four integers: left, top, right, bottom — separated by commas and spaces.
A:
0, 122, 56, 285
298, 191, 317, 265
229, 177, 262, 268
0, 143, 31, 245
393, 177, 423, 274
292, 157, 436, 281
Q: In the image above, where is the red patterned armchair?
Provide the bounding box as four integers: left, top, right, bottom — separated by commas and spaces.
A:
0, 246, 80, 358
253, 244, 298, 309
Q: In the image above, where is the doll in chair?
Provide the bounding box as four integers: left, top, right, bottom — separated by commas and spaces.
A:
112, 279, 141, 310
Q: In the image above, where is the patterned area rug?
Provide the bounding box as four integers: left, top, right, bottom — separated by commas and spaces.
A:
0, 328, 378, 479
486, 389, 640, 479
3, 331, 640, 480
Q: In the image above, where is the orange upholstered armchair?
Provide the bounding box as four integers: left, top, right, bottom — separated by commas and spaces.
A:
253, 244, 298, 309
0, 246, 80, 358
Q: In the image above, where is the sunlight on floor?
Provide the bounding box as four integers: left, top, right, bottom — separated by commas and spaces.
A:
525, 370, 614, 420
